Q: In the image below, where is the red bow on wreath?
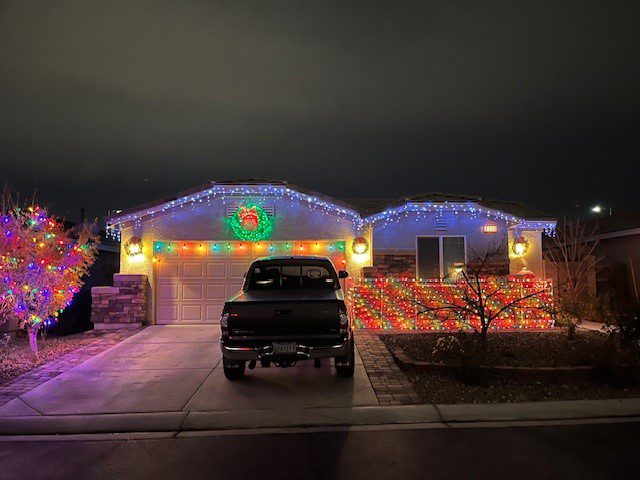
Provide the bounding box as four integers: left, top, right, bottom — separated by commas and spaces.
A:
238, 205, 259, 231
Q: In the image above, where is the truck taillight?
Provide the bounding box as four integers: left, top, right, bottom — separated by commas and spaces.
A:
220, 313, 229, 327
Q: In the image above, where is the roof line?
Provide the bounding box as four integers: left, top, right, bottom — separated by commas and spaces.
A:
106, 180, 556, 227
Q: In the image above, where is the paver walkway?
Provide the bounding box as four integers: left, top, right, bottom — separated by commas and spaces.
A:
355, 331, 421, 405
0, 329, 141, 407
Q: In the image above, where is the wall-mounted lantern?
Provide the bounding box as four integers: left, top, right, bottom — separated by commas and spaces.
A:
352, 236, 369, 255
125, 236, 143, 256
511, 236, 529, 258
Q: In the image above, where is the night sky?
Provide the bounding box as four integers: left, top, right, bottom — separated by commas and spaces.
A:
1, 1, 639, 222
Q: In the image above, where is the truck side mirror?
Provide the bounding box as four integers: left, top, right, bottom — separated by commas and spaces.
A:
338, 270, 349, 279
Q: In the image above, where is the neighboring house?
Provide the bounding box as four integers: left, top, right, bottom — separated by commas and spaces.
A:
590, 213, 640, 304
94, 180, 555, 328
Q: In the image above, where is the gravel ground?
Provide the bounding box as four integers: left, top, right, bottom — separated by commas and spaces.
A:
0, 330, 108, 386
381, 331, 607, 367
408, 371, 640, 404
381, 331, 640, 403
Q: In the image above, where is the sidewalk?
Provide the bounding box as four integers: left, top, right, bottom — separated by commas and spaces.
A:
1, 398, 639, 436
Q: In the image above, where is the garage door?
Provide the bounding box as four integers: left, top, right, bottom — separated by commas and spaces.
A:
153, 240, 347, 324
155, 254, 255, 324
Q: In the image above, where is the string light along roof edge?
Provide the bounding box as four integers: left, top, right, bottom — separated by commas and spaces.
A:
105, 180, 556, 233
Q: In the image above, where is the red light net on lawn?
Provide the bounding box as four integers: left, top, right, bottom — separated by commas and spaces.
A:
345, 276, 554, 331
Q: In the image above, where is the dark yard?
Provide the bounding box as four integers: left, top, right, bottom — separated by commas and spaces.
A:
382, 331, 640, 403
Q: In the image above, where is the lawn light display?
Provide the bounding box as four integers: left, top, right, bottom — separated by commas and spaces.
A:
227, 203, 273, 241
346, 276, 554, 331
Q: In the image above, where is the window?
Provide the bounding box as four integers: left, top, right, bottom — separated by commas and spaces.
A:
416, 236, 466, 281
247, 264, 337, 290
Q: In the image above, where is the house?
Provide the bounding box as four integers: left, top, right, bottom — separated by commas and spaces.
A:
589, 213, 640, 304
92, 180, 556, 329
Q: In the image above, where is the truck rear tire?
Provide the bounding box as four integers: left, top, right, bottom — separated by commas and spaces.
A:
223, 358, 246, 380
335, 338, 355, 378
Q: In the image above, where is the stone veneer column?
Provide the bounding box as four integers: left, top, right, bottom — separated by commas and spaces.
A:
91, 274, 148, 329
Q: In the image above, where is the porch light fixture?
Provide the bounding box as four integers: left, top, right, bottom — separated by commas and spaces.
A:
352, 236, 369, 255
124, 237, 143, 256
511, 236, 529, 258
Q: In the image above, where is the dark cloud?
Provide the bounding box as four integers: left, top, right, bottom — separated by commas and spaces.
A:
1, 0, 639, 221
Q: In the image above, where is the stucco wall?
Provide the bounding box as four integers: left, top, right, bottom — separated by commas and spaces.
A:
508, 229, 544, 276
371, 211, 545, 277
118, 195, 371, 323
372, 211, 510, 254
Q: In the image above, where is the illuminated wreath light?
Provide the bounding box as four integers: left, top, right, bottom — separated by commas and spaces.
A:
352, 236, 369, 254
125, 237, 143, 256
511, 236, 529, 258
227, 204, 273, 241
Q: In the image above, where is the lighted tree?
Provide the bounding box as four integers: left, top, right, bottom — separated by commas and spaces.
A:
0, 193, 98, 358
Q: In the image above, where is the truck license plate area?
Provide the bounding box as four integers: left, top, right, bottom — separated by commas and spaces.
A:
273, 342, 297, 355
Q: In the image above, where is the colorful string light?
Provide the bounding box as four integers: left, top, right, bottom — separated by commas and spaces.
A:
346, 276, 554, 331
0, 206, 97, 330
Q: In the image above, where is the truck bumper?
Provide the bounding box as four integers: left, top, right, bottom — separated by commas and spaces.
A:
220, 337, 350, 362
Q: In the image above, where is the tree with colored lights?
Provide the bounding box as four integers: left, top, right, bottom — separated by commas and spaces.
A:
413, 243, 550, 338
543, 218, 603, 335
0, 190, 98, 358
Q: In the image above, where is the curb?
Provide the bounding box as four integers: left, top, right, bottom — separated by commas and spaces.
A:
1, 398, 640, 436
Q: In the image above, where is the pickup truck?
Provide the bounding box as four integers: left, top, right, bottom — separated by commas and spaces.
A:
219, 256, 354, 380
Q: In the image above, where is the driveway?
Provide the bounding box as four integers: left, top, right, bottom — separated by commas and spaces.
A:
0, 326, 378, 416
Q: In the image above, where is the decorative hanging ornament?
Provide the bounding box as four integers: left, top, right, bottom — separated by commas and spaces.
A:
511, 236, 529, 258
352, 236, 369, 254
227, 204, 273, 241
124, 236, 143, 256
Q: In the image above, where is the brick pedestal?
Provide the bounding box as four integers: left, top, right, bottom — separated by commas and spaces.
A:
91, 274, 148, 328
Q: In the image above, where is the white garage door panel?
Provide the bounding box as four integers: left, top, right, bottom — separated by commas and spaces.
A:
155, 252, 256, 324
181, 304, 203, 322
157, 305, 178, 323
206, 284, 227, 300
206, 305, 223, 321
227, 283, 243, 297
157, 282, 178, 300
206, 262, 227, 277
182, 262, 204, 277
230, 265, 250, 280
182, 283, 204, 300
157, 262, 179, 276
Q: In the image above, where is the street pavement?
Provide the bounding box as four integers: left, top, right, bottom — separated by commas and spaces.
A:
1, 421, 638, 479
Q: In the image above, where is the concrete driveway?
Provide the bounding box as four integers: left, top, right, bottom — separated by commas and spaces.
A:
0, 326, 378, 416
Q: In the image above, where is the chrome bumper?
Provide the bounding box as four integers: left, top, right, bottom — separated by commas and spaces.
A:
220, 338, 350, 361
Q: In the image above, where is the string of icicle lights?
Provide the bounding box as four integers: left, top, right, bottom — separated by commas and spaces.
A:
106, 184, 556, 240
106, 185, 362, 240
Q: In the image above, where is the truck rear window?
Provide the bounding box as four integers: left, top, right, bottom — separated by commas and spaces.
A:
247, 265, 337, 290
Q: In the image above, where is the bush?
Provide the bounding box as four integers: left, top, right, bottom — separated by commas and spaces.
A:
590, 292, 640, 386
